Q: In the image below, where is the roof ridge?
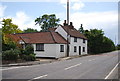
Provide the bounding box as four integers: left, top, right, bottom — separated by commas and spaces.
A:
12, 31, 51, 35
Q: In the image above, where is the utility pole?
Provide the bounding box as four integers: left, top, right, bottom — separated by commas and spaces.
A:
66, 0, 69, 57
67, 0, 69, 25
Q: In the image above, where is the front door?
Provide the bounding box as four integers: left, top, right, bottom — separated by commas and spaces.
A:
79, 46, 81, 55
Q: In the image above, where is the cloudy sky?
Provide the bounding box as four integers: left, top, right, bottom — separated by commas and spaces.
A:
0, 0, 118, 44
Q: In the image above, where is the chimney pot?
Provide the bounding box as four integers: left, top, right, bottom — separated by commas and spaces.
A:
70, 22, 73, 26
64, 20, 66, 23
63, 20, 67, 26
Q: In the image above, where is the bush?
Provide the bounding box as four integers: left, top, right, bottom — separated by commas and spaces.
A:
2, 49, 20, 61
21, 44, 36, 61
22, 54, 36, 61
2, 42, 16, 51
24, 44, 34, 55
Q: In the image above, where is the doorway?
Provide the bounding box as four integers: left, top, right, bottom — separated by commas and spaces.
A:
79, 46, 81, 55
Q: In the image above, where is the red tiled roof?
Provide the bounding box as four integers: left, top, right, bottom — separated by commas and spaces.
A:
10, 32, 67, 44
61, 25, 87, 39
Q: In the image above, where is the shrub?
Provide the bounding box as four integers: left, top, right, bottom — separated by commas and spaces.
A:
2, 42, 16, 51
21, 44, 36, 61
22, 54, 36, 61
2, 49, 20, 61
24, 44, 34, 55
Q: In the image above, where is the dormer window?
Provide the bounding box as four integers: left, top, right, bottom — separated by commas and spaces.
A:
83, 39, 85, 43
74, 37, 77, 42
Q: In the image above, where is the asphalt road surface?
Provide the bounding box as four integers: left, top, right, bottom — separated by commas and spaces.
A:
2, 51, 119, 80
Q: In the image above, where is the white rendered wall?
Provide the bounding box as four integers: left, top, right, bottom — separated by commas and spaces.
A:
56, 44, 67, 58
55, 26, 88, 56
69, 37, 87, 56
55, 26, 67, 40
32, 44, 67, 58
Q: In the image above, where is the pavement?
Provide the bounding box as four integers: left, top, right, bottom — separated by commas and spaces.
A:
2, 51, 119, 79
1, 52, 114, 67
1, 54, 89, 67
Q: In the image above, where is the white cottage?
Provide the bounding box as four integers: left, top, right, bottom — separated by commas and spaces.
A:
10, 21, 87, 58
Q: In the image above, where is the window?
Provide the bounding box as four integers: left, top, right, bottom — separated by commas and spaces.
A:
83, 39, 85, 43
74, 46, 77, 52
74, 37, 77, 42
60, 45, 64, 52
83, 47, 85, 52
36, 44, 44, 51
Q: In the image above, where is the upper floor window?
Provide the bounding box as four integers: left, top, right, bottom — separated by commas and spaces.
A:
36, 44, 44, 51
74, 37, 77, 42
60, 45, 64, 52
83, 39, 85, 43
74, 46, 77, 52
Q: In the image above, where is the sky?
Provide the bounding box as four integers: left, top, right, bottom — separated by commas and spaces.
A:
0, 0, 118, 44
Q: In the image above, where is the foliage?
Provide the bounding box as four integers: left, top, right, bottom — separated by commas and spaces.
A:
116, 44, 120, 50
2, 41, 16, 51
2, 49, 20, 61
22, 54, 36, 61
23, 44, 34, 55
35, 14, 60, 31
78, 25, 84, 34
2, 18, 22, 34
2, 18, 22, 44
102, 36, 116, 52
21, 44, 36, 61
83, 29, 115, 54
23, 28, 38, 33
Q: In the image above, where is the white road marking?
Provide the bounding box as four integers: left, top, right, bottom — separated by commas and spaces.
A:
1, 66, 30, 71
64, 63, 81, 70
105, 62, 119, 79
88, 59, 95, 61
33, 74, 48, 79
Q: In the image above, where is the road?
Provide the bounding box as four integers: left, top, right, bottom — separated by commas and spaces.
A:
2, 51, 119, 80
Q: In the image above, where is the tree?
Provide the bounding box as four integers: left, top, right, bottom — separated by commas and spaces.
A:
2, 19, 22, 34
23, 28, 38, 33
116, 44, 120, 50
78, 25, 84, 33
35, 14, 60, 31
102, 36, 115, 52
2, 18, 22, 44
83, 29, 115, 54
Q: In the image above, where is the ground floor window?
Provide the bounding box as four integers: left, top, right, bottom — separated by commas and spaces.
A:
74, 46, 77, 52
60, 45, 64, 52
36, 44, 44, 51
83, 47, 85, 52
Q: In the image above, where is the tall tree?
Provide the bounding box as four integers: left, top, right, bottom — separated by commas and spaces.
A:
83, 29, 115, 54
23, 28, 38, 33
2, 18, 22, 44
2, 19, 22, 34
35, 14, 60, 31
